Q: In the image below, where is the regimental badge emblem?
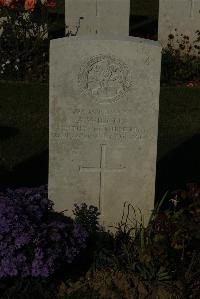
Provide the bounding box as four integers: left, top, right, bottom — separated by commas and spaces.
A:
78, 54, 132, 104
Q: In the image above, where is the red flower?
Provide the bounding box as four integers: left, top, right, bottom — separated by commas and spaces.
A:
0, 0, 9, 6
0, 0, 18, 7
24, 0, 36, 11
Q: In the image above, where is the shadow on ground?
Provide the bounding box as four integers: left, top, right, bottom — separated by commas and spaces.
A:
0, 150, 48, 190
0, 126, 19, 141
0, 135, 199, 202
156, 134, 200, 200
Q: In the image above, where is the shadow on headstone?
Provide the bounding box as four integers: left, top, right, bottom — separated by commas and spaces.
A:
155, 134, 200, 201
130, 15, 158, 40
0, 150, 48, 190
130, 0, 159, 39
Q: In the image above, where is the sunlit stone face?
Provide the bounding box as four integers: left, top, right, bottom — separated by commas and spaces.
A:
49, 36, 161, 229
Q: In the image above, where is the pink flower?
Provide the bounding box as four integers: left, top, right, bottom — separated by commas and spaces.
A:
186, 82, 194, 87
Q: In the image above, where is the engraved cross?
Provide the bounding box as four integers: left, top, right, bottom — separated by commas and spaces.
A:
190, 0, 195, 18
95, 0, 98, 34
79, 144, 126, 214
96, 0, 98, 17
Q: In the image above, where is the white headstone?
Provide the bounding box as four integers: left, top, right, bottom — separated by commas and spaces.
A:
49, 36, 161, 228
158, 0, 200, 49
65, 0, 130, 36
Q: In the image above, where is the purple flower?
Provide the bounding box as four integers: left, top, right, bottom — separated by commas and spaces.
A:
1, 257, 18, 277
0, 185, 88, 278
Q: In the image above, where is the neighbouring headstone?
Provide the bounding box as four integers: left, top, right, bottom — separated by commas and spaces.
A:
49, 36, 161, 228
65, 0, 130, 36
158, 0, 200, 48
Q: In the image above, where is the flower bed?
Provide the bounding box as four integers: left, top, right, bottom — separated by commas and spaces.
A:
0, 0, 64, 82
0, 185, 89, 278
0, 183, 199, 298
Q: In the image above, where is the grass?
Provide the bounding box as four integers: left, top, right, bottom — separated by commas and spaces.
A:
158, 86, 200, 160
0, 81, 49, 169
0, 81, 199, 190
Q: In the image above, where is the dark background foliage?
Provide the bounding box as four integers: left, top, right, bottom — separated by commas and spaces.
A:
0, 1, 199, 297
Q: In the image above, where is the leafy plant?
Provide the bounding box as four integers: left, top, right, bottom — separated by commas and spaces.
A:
73, 203, 101, 234
0, 0, 64, 81
161, 30, 200, 85
0, 185, 88, 278
1, 183, 200, 298
0, 277, 57, 299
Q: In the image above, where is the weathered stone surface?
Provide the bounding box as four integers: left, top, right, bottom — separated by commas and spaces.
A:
49, 36, 161, 229
158, 0, 200, 49
65, 0, 130, 36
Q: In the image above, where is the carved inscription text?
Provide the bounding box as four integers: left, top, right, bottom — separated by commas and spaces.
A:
52, 108, 155, 142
